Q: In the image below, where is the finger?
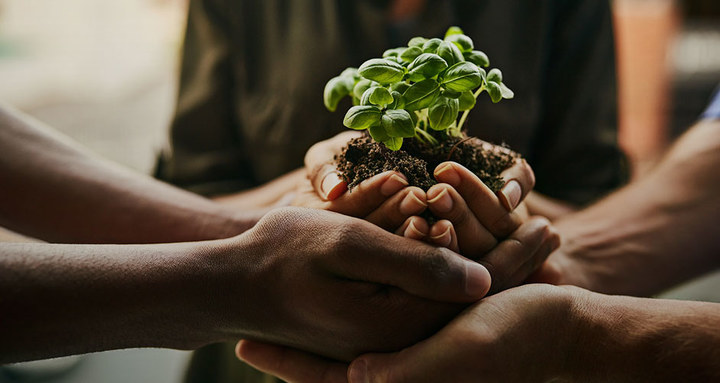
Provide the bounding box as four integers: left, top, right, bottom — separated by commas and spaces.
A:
426, 184, 497, 255
364, 187, 426, 230
395, 216, 429, 240
434, 162, 522, 238
306, 131, 361, 201
327, 171, 409, 216
328, 221, 491, 302
503, 226, 561, 289
478, 217, 556, 294
236, 340, 348, 383
498, 158, 535, 212
426, 220, 459, 253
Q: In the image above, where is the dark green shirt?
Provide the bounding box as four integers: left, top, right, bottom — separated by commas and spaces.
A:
156, 1, 627, 382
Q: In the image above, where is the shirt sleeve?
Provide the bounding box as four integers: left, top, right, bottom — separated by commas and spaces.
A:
701, 86, 720, 120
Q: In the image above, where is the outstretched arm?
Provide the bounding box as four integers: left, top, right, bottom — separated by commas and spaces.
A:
0, 104, 261, 243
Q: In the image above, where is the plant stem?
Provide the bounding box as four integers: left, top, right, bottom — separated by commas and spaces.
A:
456, 86, 485, 132
415, 127, 439, 146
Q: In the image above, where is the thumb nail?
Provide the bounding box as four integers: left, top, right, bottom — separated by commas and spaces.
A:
349, 358, 369, 383
499, 180, 522, 211
465, 262, 491, 298
321, 172, 346, 200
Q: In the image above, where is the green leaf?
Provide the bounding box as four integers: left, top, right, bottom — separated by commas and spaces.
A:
358, 59, 406, 84
437, 41, 465, 67
485, 81, 502, 103
353, 79, 374, 100
428, 96, 459, 131
408, 37, 428, 48
464, 50, 489, 67
323, 75, 354, 112
343, 105, 382, 130
399, 46, 423, 63
391, 82, 410, 94
408, 109, 418, 126
458, 90, 476, 111
388, 91, 406, 109
368, 86, 394, 106
407, 53, 448, 81
422, 38, 443, 53
341, 67, 360, 80
440, 62, 483, 92
487, 68, 503, 83
498, 82, 514, 99
382, 47, 404, 58
442, 89, 462, 99
444, 26, 464, 39
383, 137, 403, 151
382, 109, 415, 138
403, 78, 441, 111
445, 34, 474, 52
369, 125, 390, 142
360, 87, 374, 106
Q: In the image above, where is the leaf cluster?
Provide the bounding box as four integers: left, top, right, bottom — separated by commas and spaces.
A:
324, 26, 513, 151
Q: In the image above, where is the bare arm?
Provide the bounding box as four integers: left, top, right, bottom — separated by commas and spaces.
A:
546, 119, 720, 295
0, 104, 262, 243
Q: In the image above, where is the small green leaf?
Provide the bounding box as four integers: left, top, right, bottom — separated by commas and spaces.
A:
341, 67, 360, 80
368, 86, 394, 106
422, 38, 443, 53
399, 46, 423, 63
407, 53, 448, 81
485, 81, 502, 103
487, 68, 503, 83
444, 26, 464, 39
360, 87, 374, 106
437, 41, 465, 67
442, 89, 462, 99
408, 37, 428, 48
440, 62, 483, 92
343, 105, 382, 130
353, 79, 374, 100
464, 50, 489, 67
458, 90, 476, 111
428, 96, 459, 131
388, 91, 406, 109
408, 109, 418, 126
403, 78, 441, 111
323, 75, 354, 112
382, 109, 415, 138
369, 125, 390, 142
391, 82, 410, 94
498, 82, 514, 99
358, 59, 406, 84
383, 137, 403, 151
382, 47, 404, 58
445, 34, 474, 52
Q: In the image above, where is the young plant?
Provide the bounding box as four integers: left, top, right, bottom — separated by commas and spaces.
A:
324, 26, 513, 151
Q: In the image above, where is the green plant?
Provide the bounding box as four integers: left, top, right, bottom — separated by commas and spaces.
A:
324, 26, 514, 151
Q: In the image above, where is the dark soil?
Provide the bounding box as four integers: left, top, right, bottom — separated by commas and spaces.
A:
336, 132, 518, 194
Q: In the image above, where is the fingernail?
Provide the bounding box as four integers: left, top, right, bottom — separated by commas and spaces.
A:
399, 191, 426, 215
465, 262, 491, 298
499, 180, 522, 211
427, 188, 453, 213
349, 359, 369, 383
404, 220, 426, 239
321, 172, 344, 199
380, 174, 408, 196
434, 163, 460, 185
429, 225, 452, 247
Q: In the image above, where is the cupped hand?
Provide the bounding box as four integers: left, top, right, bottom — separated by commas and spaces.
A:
215, 207, 491, 361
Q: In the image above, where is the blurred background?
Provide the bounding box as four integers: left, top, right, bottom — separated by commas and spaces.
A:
0, 0, 719, 382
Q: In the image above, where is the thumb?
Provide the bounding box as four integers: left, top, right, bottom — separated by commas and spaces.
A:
305, 132, 359, 200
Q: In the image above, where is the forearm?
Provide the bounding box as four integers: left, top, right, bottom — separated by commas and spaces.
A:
0, 105, 263, 243
567, 290, 720, 382
213, 168, 305, 209
552, 120, 720, 295
0, 241, 235, 363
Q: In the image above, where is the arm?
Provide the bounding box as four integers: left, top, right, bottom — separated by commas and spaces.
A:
0, 207, 493, 363
237, 284, 720, 383
0, 104, 261, 243
544, 119, 720, 295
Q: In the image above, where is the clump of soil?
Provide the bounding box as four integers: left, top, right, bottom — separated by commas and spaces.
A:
336, 132, 518, 193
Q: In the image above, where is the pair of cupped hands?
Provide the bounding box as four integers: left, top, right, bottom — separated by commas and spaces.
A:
232, 132, 563, 383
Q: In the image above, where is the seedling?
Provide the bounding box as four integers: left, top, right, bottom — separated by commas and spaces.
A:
324, 26, 513, 151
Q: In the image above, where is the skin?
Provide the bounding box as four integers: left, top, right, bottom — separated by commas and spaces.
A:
234, 118, 720, 382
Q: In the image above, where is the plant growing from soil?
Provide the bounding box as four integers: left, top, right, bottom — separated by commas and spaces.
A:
324, 26, 518, 194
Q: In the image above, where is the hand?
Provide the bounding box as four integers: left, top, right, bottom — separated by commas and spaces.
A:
232, 220, 562, 381
211, 207, 491, 361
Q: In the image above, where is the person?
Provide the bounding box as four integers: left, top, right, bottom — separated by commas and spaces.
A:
0, 102, 553, 364
229, 88, 720, 382
155, 1, 627, 380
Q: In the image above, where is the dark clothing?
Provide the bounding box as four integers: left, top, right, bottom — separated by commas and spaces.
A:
156, 1, 628, 382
